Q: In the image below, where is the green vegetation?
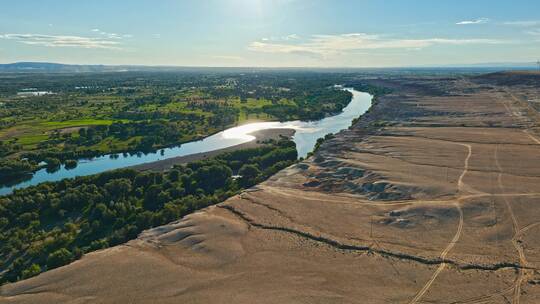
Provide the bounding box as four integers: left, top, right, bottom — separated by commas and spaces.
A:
0, 159, 37, 184
0, 139, 297, 284
64, 159, 77, 170
0, 71, 354, 184
345, 82, 393, 97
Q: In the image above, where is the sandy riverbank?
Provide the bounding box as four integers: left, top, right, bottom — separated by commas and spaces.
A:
130, 128, 296, 171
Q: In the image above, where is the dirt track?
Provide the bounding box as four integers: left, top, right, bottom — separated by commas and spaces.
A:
1, 72, 540, 303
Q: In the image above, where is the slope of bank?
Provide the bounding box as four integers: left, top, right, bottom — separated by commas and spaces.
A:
2, 73, 540, 304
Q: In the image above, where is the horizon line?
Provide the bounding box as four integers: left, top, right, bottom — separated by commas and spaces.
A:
1, 60, 539, 70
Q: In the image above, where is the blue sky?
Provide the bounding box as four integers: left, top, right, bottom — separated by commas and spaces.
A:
1, 0, 539, 67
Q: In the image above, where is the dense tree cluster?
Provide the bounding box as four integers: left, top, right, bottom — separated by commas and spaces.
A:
0, 141, 22, 157
344, 82, 393, 97
0, 159, 37, 184
73, 121, 193, 151
0, 139, 297, 284
261, 88, 352, 121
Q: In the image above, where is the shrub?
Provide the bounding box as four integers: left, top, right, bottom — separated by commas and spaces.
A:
238, 164, 261, 187
46, 249, 74, 270
64, 159, 78, 170
21, 264, 41, 279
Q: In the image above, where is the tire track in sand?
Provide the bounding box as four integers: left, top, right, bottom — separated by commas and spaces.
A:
408, 143, 470, 304
495, 144, 528, 304
523, 129, 540, 145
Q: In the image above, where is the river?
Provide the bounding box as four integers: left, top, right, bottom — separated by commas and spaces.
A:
0, 88, 372, 195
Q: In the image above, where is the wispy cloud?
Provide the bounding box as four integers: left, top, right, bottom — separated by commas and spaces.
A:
456, 18, 490, 25
90, 29, 128, 39
285, 34, 300, 40
526, 29, 540, 36
212, 55, 243, 61
0, 33, 122, 49
503, 20, 540, 27
248, 33, 506, 57
261, 34, 301, 42
502, 20, 540, 39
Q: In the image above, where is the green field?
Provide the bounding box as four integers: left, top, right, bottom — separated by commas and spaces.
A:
39, 119, 118, 128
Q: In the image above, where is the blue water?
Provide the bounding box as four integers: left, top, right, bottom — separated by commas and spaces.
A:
0, 88, 372, 195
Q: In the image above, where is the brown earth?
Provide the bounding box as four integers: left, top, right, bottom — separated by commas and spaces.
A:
1, 72, 540, 304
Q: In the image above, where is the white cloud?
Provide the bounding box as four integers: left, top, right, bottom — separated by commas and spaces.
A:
152, 34, 161, 39
248, 33, 506, 57
0, 33, 122, 49
456, 18, 490, 25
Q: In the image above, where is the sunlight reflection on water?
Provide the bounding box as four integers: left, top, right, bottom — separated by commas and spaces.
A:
0, 88, 372, 195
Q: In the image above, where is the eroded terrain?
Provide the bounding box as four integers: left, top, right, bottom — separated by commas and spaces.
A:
2, 72, 540, 303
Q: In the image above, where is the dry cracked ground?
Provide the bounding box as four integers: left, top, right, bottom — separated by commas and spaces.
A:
2, 72, 540, 304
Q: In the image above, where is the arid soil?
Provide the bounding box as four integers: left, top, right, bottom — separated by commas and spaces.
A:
2, 72, 540, 304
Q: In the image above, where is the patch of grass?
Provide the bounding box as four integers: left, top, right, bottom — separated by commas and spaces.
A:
238, 112, 274, 123
17, 134, 49, 147
229, 97, 273, 109
230, 98, 294, 123
39, 119, 117, 129
138, 102, 214, 117
85, 136, 142, 152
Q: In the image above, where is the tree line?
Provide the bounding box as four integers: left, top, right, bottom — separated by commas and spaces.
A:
0, 139, 297, 284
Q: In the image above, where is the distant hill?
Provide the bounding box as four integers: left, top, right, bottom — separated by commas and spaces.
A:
0, 61, 538, 73
0, 62, 120, 73
0, 62, 273, 73
0, 62, 206, 73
